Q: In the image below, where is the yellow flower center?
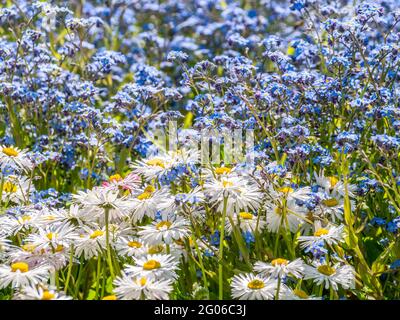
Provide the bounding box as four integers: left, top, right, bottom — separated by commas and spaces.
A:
247, 279, 265, 290
55, 245, 64, 252
287, 46, 295, 56
322, 198, 339, 207
20, 215, 31, 223
143, 259, 161, 270
215, 167, 231, 175
156, 221, 172, 230
2, 147, 19, 157
22, 244, 36, 252
222, 180, 234, 188
293, 289, 309, 299
274, 207, 283, 215
271, 258, 289, 266
3, 181, 18, 193
278, 187, 294, 194
102, 295, 117, 300
109, 174, 122, 182
328, 176, 339, 188
137, 192, 152, 200
139, 277, 147, 286
148, 245, 163, 254
317, 265, 336, 276
128, 241, 142, 248
90, 230, 104, 239
239, 212, 253, 220
11, 262, 29, 273
314, 228, 329, 237
46, 232, 57, 240
146, 159, 165, 168
42, 291, 55, 300
144, 185, 156, 193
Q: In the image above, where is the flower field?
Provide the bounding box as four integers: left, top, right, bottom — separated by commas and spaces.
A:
0, 0, 399, 300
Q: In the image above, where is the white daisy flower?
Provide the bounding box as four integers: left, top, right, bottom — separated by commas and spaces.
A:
25, 223, 76, 252
0, 262, 50, 289
129, 186, 168, 223
114, 274, 173, 300
269, 185, 312, 203
1, 176, 35, 204
73, 187, 131, 223
132, 149, 199, 182
203, 175, 262, 214
265, 200, 307, 233
115, 237, 148, 257
73, 227, 107, 260
102, 172, 141, 193
315, 190, 355, 221
281, 288, 321, 300
303, 262, 355, 290
0, 145, 33, 172
138, 215, 190, 245
230, 273, 279, 300
314, 170, 357, 198
9, 246, 70, 271
0, 213, 40, 235
14, 284, 72, 300
225, 211, 266, 234
254, 258, 304, 279
125, 254, 179, 280
298, 224, 345, 249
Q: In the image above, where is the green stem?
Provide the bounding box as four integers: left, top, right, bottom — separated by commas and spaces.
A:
218, 196, 228, 300
275, 276, 281, 300
104, 207, 115, 279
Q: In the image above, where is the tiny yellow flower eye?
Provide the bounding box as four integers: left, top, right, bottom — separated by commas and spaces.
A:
22, 244, 36, 252
146, 159, 165, 168
3, 181, 18, 193
156, 221, 172, 230
109, 174, 122, 182
287, 46, 296, 56
293, 289, 309, 299
144, 185, 156, 193
317, 265, 336, 276
239, 212, 253, 220
322, 198, 339, 207
11, 262, 29, 273
46, 232, 57, 240
328, 176, 339, 188
102, 295, 117, 300
278, 186, 294, 194
127, 241, 142, 248
139, 277, 147, 286
314, 228, 329, 237
143, 259, 161, 270
90, 230, 104, 239
222, 180, 234, 188
271, 258, 289, 266
148, 245, 163, 254
137, 192, 152, 200
55, 245, 64, 252
20, 215, 31, 222
215, 167, 231, 175
42, 291, 55, 300
2, 147, 19, 157
247, 279, 265, 290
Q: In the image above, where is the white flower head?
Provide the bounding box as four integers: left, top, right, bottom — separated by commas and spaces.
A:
114, 273, 173, 300
231, 273, 282, 300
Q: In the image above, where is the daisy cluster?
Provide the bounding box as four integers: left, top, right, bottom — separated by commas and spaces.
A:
0, 0, 399, 300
